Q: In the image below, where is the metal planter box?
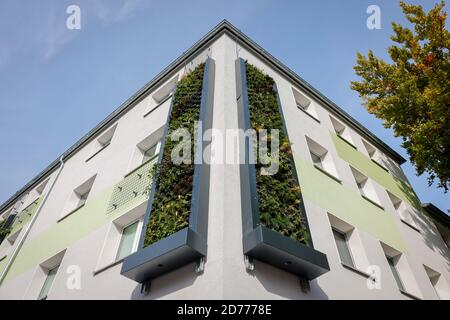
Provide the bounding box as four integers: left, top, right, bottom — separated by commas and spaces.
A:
235, 58, 329, 281
121, 58, 215, 283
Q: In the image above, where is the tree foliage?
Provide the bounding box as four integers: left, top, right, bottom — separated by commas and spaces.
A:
351, 1, 450, 191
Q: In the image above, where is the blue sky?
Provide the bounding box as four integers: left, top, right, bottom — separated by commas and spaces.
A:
0, 0, 448, 212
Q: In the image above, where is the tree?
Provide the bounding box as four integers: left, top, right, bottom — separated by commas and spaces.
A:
351, 1, 450, 192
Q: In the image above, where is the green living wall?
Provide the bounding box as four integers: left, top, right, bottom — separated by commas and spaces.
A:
144, 63, 205, 247
245, 62, 310, 244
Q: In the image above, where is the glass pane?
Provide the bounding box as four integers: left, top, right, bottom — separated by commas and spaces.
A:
142, 143, 159, 163
310, 152, 323, 169
387, 256, 405, 291
116, 221, 139, 261
333, 229, 354, 267
37, 266, 59, 300
78, 191, 89, 207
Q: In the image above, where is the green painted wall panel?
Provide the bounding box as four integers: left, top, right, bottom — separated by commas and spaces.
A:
330, 132, 420, 209
4, 185, 150, 283
294, 156, 408, 253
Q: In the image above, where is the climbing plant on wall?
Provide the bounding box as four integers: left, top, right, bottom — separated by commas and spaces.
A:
144, 63, 205, 247
245, 62, 310, 244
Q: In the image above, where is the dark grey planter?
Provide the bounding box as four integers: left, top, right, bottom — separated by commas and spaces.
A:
121, 58, 215, 283
235, 58, 330, 281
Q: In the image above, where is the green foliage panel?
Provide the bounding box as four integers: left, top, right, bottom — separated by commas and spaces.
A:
245, 62, 309, 244
144, 63, 205, 247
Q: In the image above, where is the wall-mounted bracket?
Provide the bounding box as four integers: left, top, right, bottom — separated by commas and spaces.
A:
299, 277, 310, 293
141, 280, 152, 295
244, 255, 254, 272
195, 256, 205, 274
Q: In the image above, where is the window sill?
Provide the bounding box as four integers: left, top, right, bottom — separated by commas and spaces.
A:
143, 94, 173, 118
341, 263, 371, 278
298, 106, 320, 123
313, 164, 342, 184
93, 259, 124, 276
57, 204, 85, 223
400, 219, 421, 233
336, 134, 357, 150
361, 195, 384, 210
371, 159, 389, 173
86, 142, 111, 163
399, 289, 422, 300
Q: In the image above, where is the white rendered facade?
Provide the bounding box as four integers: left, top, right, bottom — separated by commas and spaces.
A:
0, 21, 448, 300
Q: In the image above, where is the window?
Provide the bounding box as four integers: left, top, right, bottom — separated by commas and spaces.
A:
152, 75, 178, 104
387, 191, 419, 231
94, 202, 146, 275
37, 265, 59, 300
328, 213, 370, 274
73, 176, 95, 210
362, 140, 388, 171
380, 242, 422, 298
60, 175, 96, 221
142, 142, 160, 164
77, 191, 89, 208
350, 167, 382, 207
310, 151, 323, 169
144, 75, 178, 117
292, 88, 319, 121
306, 137, 340, 181
386, 255, 405, 291
87, 124, 117, 161
333, 229, 354, 267
116, 220, 142, 261
126, 127, 164, 174
424, 265, 450, 300
330, 116, 355, 147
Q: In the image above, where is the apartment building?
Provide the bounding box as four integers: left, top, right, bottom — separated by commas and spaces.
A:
0, 21, 448, 300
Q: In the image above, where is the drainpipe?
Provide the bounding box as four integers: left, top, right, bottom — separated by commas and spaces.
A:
0, 156, 65, 285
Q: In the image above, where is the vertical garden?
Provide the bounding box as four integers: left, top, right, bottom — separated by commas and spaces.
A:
245, 62, 310, 245
144, 63, 205, 247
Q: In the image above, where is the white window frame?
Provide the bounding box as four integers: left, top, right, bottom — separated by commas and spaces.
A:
115, 217, 144, 262
59, 175, 96, 221
94, 202, 147, 275
86, 124, 117, 161
292, 88, 319, 121
306, 137, 340, 181
350, 167, 382, 207
386, 191, 420, 231
328, 213, 370, 274
330, 116, 355, 147
362, 140, 389, 172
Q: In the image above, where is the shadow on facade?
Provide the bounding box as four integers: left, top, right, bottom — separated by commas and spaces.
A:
130, 262, 199, 300
250, 260, 329, 300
